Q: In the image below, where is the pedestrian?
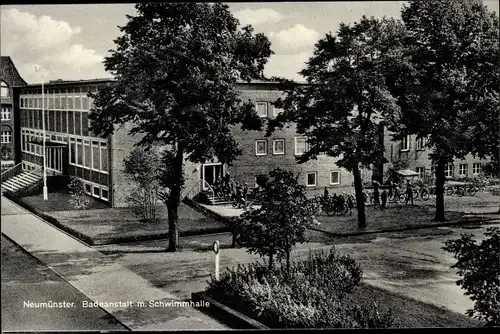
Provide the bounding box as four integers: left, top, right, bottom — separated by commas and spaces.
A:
224, 171, 231, 192
381, 189, 388, 210
243, 182, 249, 203
406, 180, 414, 206
324, 186, 329, 198
388, 180, 394, 199
332, 193, 339, 214
373, 180, 380, 209
347, 195, 354, 216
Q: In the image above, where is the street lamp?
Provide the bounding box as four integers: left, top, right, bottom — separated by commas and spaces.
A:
35, 66, 48, 200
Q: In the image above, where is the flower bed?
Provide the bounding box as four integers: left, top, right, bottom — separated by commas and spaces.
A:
204, 247, 396, 328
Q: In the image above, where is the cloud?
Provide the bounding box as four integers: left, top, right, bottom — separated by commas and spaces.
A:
269, 24, 320, 54
234, 8, 284, 26
264, 52, 312, 81
1, 8, 106, 83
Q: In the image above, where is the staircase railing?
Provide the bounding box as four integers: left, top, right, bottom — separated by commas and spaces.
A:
182, 179, 202, 200
1, 163, 23, 183
181, 179, 215, 202
201, 179, 215, 202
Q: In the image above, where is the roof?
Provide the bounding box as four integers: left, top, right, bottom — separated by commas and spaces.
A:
19, 77, 115, 88
396, 169, 419, 177
1, 56, 27, 86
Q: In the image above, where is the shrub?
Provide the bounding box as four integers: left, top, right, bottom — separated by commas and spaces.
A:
68, 176, 90, 217
442, 227, 500, 326
205, 247, 395, 328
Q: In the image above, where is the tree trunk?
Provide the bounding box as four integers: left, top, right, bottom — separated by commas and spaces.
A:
166, 145, 184, 252
286, 247, 291, 275
352, 165, 367, 229
268, 252, 274, 271
434, 157, 447, 222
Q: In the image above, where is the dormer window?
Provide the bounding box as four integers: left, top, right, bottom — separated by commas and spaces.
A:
1, 81, 9, 98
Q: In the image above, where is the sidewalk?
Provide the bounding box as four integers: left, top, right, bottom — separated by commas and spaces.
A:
0, 196, 229, 330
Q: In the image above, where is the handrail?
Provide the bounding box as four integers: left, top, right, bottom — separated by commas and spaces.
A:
1, 162, 22, 177
201, 179, 215, 201
1, 163, 23, 183
24, 166, 43, 179
182, 179, 202, 199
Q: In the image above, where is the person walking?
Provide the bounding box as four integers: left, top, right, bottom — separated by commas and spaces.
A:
406, 180, 414, 206
347, 195, 354, 216
381, 189, 388, 210
372, 180, 381, 209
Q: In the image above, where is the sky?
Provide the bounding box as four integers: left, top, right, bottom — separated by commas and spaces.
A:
1, 1, 499, 84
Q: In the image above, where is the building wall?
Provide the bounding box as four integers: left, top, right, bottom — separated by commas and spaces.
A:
227, 83, 354, 195
384, 130, 489, 180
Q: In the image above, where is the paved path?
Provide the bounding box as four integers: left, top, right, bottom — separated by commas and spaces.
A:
1, 236, 127, 332
1, 196, 229, 330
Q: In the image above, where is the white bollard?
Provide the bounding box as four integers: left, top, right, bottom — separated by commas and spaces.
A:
212, 240, 220, 280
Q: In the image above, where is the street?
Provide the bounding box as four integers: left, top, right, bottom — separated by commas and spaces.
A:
1, 235, 128, 332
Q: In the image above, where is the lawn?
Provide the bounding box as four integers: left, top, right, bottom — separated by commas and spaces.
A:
350, 283, 482, 328
314, 204, 494, 235
20, 193, 230, 245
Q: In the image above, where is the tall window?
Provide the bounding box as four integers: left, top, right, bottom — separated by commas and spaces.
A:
445, 164, 454, 178
401, 135, 410, 151
306, 172, 317, 187
100, 142, 108, 172
1, 130, 12, 143
1, 81, 8, 98
459, 163, 468, 177
472, 163, 481, 175
256, 102, 268, 117
295, 137, 308, 155
255, 140, 267, 156
416, 137, 425, 150
272, 139, 285, 155
330, 171, 341, 185
1, 108, 11, 120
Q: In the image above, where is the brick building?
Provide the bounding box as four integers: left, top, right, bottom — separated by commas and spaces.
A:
1, 56, 27, 170
11, 79, 356, 206
383, 131, 489, 181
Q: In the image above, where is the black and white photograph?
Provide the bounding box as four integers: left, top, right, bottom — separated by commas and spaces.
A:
1, 1, 499, 331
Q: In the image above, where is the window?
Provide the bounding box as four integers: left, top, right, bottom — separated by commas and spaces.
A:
1, 130, 12, 143
84, 140, 91, 168
255, 140, 267, 156
256, 102, 268, 118
416, 167, 425, 178
401, 135, 410, 151
330, 171, 341, 185
77, 139, 83, 165
93, 185, 100, 197
295, 137, 308, 155
273, 106, 284, 117
1, 81, 9, 98
100, 142, 108, 172
306, 172, 317, 187
85, 183, 92, 195
445, 164, 454, 178
101, 188, 109, 201
472, 163, 481, 175
416, 137, 425, 150
1, 108, 11, 120
459, 163, 468, 177
273, 139, 285, 155
70, 138, 76, 164
92, 141, 99, 170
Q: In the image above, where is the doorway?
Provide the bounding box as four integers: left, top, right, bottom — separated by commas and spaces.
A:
202, 163, 224, 190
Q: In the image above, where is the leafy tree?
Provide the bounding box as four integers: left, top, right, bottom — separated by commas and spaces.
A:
442, 227, 500, 326
386, 0, 500, 221
235, 168, 320, 272
268, 17, 405, 229
68, 176, 90, 218
89, 3, 272, 251
123, 148, 162, 222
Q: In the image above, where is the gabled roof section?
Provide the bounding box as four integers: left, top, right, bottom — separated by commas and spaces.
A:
1, 56, 27, 86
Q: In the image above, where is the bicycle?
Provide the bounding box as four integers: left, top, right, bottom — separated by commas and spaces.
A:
387, 187, 406, 204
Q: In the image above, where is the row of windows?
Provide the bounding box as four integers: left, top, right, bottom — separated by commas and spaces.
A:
1, 107, 11, 120
81, 179, 109, 202
255, 137, 309, 156
21, 109, 92, 137
20, 89, 96, 111
306, 170, 342, 187
419, 163, 483, 178
401, 135, 427, 151
255, 101, 284, 118
69, 138, 109, 173
1, 131, 12, 143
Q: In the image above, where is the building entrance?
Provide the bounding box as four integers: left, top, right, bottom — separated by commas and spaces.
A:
202, 163, 224, 190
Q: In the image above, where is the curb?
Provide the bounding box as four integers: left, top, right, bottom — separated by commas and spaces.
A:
310, 216, 499, 237
0, 232, 132, 332
191, 292, 269, 329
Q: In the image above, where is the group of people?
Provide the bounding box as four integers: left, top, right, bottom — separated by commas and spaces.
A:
371, 179, 415, 209
212, 172, 249, 208
323, 188, 355, 215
